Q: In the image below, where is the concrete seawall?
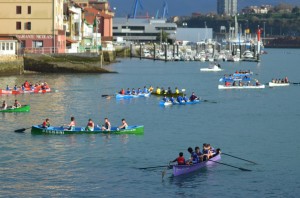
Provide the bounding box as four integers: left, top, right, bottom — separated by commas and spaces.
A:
0, 51, 117, 76
0, 55, 23, 76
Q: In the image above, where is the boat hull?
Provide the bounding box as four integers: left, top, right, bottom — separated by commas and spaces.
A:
218, 85, 265, 89
159, 100, 200, 106
200, 67, 223, 72
0, 88, 51, 94
116, 92, 151, 99
173, 154, 221, 176
268, 82, 289, 87
152, 92, 182, 97
31, 125, 144, 135
0, 105, 30, 112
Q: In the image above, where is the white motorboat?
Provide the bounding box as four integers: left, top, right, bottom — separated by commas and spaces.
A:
200, 64, 223, 72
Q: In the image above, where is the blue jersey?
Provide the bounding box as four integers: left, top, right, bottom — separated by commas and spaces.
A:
177, 96, 183, 102
191, 152, 199, 163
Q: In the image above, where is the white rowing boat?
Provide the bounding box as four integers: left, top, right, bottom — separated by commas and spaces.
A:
268, 82, 290, 87
218, 84, 265, 89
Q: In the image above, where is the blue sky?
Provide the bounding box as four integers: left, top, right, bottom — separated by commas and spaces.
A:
109, 0, 300, 17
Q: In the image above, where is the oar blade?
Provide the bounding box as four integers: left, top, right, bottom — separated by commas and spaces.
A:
239, 168, 252, 171
14, 128, 27, 133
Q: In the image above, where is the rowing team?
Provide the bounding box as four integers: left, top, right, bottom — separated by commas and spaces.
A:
224, 80, 261, 87
171, 144, 221, 165
155, 87, 180, 95
163, 92, 199, 103
119, 86, 151, 95
1, 100, 21, 110
41, 117, 128, 131
271, 77, 288, 84
5, 81, 50, 91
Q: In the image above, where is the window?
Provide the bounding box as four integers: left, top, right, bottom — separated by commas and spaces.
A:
113, 27, 118, 30
21, 41, 26, 48
10, 43, 14, 50
25, 22, 31, 30
28, 6, 31, 14
6, 43, 9, 50
32, 41, 43, 48
16, 22, 21, 30
0, 43, 2, 51
2, 43, 5, 50
16, 6, 21, 14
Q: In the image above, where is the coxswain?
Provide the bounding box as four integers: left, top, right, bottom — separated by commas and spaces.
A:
170, 152, 186, 165
284, 76, 289, 83
189, 92, 198, 102
24, 81, 30, 88
42, 118, 50, 128
255, 80, 261, 86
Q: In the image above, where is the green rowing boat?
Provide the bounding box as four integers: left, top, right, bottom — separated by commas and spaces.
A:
0, 105, 30, 112
31, 125, 144, 135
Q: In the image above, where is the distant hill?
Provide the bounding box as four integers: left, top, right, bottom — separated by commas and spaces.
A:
109, 0, 300, 17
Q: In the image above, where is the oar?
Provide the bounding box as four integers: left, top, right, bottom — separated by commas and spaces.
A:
101, 94, 114, 97
209, 160, 252, 171
203, 99, 217, 104
222, 153, 257, 164
14, 127, 31, 133
139, 165, 171, 170
162, 163, 173, 180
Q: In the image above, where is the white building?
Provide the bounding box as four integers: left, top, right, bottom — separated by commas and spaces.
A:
0, 36, 19, 56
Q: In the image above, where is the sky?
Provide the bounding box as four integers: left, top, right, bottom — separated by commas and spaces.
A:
108, 0, 300, 17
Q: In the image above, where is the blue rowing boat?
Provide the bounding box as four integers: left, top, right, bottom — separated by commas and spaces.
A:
219, 76, 251, 82
116, 92, 151, 99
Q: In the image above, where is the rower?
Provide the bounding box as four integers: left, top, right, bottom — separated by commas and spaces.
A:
1, 100, 7, 110
143, 86, 148, 93
14, 85, 17, 91
148, 85, 154, 92
284, 76, 289, 83
187, 147, 199, 164
126, 88, 131, 95
162, 96, 169, 102
170, 96, 175, 103
177, 95, 183, 103
183, 94, 188, 102
13, 100, 21, 108
66, 117, 76, 131
156, 87, 161, 94
119, 88, 125, 95
101, 118, 111, 131
175, 87, 179, 94
170, 152, 186, 165
167, 87, 172, 94
118, 118, 128, 130
6, 85, 10, 91
85, 118, 94, 131
195, 146, 203, 162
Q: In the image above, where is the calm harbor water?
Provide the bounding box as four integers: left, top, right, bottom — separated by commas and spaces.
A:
1, 48, 300, 197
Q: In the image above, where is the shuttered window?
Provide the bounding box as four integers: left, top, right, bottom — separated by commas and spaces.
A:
28, 6, 31, 14
16, 22, 21, 30
16, 6, 21, 14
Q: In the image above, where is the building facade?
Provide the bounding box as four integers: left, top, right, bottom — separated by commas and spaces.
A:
217, 0, 238, 16
0, 0, 65, 54
113, 18, 177, 42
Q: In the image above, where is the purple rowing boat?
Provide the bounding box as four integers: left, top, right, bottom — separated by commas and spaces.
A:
172, 154, 221, 176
